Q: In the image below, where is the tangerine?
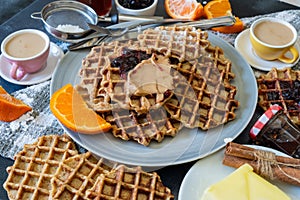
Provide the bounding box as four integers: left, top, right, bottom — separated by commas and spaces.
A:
165, 0, 204, 20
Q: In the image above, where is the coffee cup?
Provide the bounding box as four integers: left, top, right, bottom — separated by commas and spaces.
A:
250, 17, 299, 64
1, 29, 50, 81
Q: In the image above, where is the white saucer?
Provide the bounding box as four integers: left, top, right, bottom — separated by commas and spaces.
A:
0, 42, 64, 85
234, 29, 300, 71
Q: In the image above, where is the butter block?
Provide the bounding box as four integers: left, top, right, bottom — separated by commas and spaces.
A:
200, 164, 291, 200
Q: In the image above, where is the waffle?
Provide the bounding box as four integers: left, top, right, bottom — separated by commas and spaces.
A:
101, 48, 175, 113
3, 134, 78, 200
75, 40, 139, 112
137, 25, 238, 129
163, 57, 239, 130
102, 106, 182, 146
51, 151, 118, 199
86, 165, 174, 200
137, 26, 235, 81
257, 67, 300, 125
137, 26, 210, 62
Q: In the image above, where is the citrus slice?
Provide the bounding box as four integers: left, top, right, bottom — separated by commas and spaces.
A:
204, 0, 244, 33
165, 0, 204, 20
0, 86, 32, 122
50, 84, 111, 134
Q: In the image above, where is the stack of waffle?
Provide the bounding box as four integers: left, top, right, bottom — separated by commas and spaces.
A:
75, 25, 239, 146
4, 135, 174, 200
257, 67, 300, 125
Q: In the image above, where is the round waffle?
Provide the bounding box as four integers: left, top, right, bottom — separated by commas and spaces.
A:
100, 47, 175, 114
102, 106, 182, 146
3, 134, 78, 200
75, 40, 139, 113
137, 26, 239, 130
51, 151, 118, 199
137, 26, 210, 62
164, 57, 239, 130
257, 67, 300, 125
86, 165, 174, 199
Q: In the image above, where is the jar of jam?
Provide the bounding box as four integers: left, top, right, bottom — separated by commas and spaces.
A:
250, 104, 300, 158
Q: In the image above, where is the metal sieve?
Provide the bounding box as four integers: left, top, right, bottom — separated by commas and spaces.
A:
31, 0, 98, 40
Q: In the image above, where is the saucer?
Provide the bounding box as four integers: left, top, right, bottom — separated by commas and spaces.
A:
234, 29, 300, 71
0, 42, 64, 85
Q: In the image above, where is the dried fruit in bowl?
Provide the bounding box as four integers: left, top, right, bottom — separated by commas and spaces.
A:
165, 0, 204, 20
0, 86, 32, 122
204, 0, 244, 33
50, 84, 111, 134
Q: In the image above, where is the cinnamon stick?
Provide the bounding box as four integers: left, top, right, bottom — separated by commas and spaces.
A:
226, 142, 300, 165
223, 142, 300, 186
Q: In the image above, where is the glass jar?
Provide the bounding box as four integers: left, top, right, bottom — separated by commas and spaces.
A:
254, 110, 300, 158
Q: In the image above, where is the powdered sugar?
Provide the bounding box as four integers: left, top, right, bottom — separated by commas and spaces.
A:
56, 24, 85, 33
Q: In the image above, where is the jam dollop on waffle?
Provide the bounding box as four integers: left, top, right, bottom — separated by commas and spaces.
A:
257, 67, 300, 126
111, 48, 152, 78
75, 25, 239, 146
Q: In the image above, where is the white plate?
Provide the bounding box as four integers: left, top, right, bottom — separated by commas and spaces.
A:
50, 29, 258, 167
0, 42, 64, 85
178, 145, 300, 200
234, 29, 300, 71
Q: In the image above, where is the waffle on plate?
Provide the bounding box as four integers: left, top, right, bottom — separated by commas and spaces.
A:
257, 67, 300, 125
75, 25, 240, 145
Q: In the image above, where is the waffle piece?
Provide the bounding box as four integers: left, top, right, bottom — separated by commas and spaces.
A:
137, 26, 235, 81
102, 106, 182, 146
101, 48, 175, 113
3, 134, 78, 200
86, 165, 174, 200
257, 67, 300, 125
164, 57, 239, 130
75, 40, 139, 112
51, 151, 118, 199
137, 26, 210, 62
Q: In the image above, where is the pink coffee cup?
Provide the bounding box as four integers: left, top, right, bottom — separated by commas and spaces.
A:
1, 29, 50, 81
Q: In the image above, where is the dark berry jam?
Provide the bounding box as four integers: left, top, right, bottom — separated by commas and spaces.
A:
254, 110, 300, 158
169, 57, 179, 65
111, 48, 151, 78
164, 89, 172, 98
118, 0, 154, 9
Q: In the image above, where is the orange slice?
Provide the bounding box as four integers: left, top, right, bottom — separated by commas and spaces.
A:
50, 84, 111, 134
165, 0, 204, 20
204, 0, 244, 33
0, 86, 32, 122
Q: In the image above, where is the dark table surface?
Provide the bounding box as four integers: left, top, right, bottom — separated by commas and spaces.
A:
0, 0, 299, 199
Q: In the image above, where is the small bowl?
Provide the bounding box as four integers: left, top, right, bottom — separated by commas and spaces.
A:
115, 0, 158, 16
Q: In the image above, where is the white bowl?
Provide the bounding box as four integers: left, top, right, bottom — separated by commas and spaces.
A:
115, 0, 158, 16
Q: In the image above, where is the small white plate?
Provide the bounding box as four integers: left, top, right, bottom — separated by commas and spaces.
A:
178, 145, 300, 200
234, 29, 300, 71
0, 42, 64, 85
